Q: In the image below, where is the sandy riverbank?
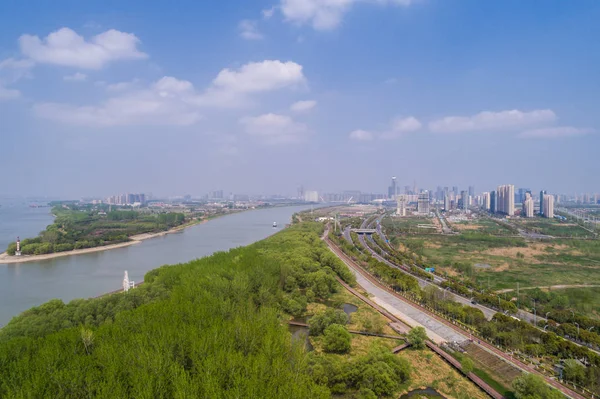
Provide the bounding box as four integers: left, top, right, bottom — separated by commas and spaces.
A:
0, 220, 206, 265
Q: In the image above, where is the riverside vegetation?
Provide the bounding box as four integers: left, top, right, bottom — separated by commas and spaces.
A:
5, 204, 187, 256
329, 221, 600, 396
0, 222, 420, 398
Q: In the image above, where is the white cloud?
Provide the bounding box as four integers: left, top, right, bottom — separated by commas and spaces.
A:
428, 109, 557, 133
280, 0, 415, 30
34, 60, 306, 126
239, 20, 264, 40
290, 100, 317, 112
262, 7, 276, 19
392, 116, 421, 132
196, 60, 305, 107
0, 86, 21, 100
34, 76, 202, 127
384, 77, 398, 85
19, 27, 147, 69
105, 78, 140, 92
0, 58, 34, 100
349, 129, 374, 141
240, 113, 309, 144
63, 72, 87, 81
519, 126, 594, 139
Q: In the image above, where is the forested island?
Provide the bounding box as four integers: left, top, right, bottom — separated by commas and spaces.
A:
5, 204, 188, 256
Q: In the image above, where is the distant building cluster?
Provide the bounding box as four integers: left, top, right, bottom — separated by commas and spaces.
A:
106, 193, 146, 206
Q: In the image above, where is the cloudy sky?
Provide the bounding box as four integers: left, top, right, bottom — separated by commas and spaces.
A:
1, 0, 598, 198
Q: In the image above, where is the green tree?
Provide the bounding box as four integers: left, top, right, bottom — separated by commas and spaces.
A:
322, 324, 352, 354
309, 308, 348, 336
407, 326, 427, 349
512, 373, 564, 399
563, 359, 586, 385
461, 357, 474, 374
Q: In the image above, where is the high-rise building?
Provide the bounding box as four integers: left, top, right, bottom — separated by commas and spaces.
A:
452, 186, 459, 196
396, 196, 406, 216
539, 190, 547, 216
482, 192, 491, 210
417, 191, 430, 215
468, 186, 475, 198
523, 193, 534, 218
388, 177, 397, 199
490, 191, 497, 213
543, 194, 554, 219
444, 195, 450, 211
497, 185, 515, 216
304, 191, 319, 202
460, 190, 469, 210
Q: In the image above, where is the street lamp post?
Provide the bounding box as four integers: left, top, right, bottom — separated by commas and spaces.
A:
532, 300, 537, 325
574, 322, 580, 340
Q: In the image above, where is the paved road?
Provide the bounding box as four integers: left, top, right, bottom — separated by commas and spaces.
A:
326, 232, 586, 399
358, 233, 497, 320
365, 216, 542, 325
329, 238, 467, 344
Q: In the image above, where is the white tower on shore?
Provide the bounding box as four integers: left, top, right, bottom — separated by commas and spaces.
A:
15, 237, 22, 256
123, 271, 135, 292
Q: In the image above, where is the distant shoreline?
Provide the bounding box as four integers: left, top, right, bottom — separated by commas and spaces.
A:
0, 219, 207, 265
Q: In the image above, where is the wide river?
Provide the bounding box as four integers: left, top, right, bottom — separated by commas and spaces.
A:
0, 201, 316, 326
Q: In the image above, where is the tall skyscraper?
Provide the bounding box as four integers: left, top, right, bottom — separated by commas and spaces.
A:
444, 194, 450, 211
490, 191, 497, 213
523, 193, 534, 218
497, 185, 515, 216
388, 177, 397, 199
396, 196, 406, 216
543, 194, 554, 218
468, 186, 475, 197
539, 190, 547, 216
452, 186, 459, 196
417, 191, 430, 214
482, 192, 491, 210
460, 190, 468, 210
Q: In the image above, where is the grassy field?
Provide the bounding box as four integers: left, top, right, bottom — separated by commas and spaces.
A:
452, 218, 515, 236
398, 348, 489, 399
548, 287, 600, 319
382, 216, 440, 235
307, 285, 489, 398
396, 233, 600, 290
513, 217, 593, 238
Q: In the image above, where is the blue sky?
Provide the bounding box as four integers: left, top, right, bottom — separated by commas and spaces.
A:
0, 0, 598, 198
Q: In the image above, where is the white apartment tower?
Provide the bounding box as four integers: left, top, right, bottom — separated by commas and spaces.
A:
396, 195, 406, 217
522, 193, 534, 218
482, 192, 491, 211
497, 184, 515, 216
417, 191, 430, 215
543, 194, 554, 219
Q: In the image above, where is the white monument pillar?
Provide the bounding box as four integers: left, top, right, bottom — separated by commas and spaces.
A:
123, 271, 130, 292
15, 237, 22, 256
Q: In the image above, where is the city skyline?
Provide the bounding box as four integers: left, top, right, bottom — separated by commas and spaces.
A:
1, 1, 599, 198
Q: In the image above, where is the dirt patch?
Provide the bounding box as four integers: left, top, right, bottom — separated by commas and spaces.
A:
454, 224, 481, 231
424, 242, 442, 249
492, 263, 510, 272
400, 349, 488, 399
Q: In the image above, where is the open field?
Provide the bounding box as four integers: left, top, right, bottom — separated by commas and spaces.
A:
395, 233, 600, 291
383, 216, 440, 235
452, 217, 515, 236
513, 217, 593, 238
398, 348, 489, 399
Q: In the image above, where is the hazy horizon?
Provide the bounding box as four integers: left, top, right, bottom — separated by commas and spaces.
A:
1, 0, 599, 198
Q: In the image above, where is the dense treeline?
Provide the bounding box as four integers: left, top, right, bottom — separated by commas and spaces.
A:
6, 206, 187, 255
0, 222, 413, 398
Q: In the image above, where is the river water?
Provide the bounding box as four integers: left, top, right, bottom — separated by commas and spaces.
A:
0, 202, 314, 326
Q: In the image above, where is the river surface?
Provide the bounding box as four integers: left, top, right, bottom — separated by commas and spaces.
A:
0, 202, 316, 326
